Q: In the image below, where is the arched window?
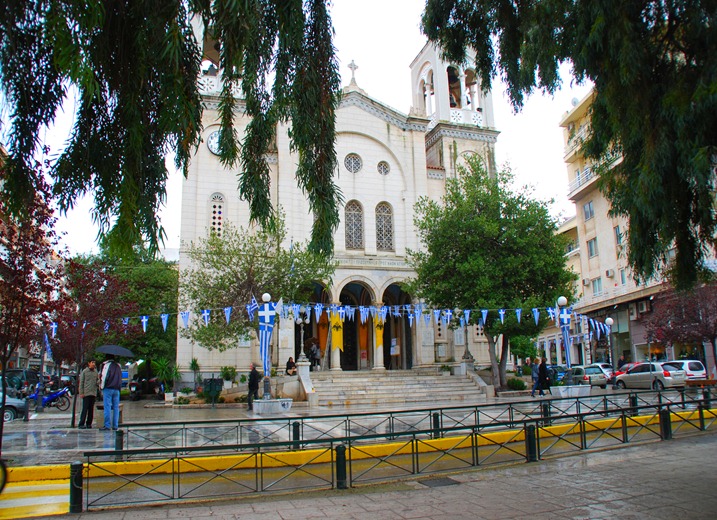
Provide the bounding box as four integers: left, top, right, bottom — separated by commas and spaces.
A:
375, 202, 394, 251
210, 193, 225, 237
345, 200, 364, 250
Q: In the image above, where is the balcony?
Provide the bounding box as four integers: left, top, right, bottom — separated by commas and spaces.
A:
564, 126, 589, 159
567, 166, 597, 198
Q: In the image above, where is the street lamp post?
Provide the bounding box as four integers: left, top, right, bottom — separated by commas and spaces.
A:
557, 296, 568, 367
295, 306, 310, 363
605, 316, 614, 365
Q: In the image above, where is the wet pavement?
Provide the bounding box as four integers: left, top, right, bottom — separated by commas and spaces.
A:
32, 429, 717, 519
2, 396, 717, 518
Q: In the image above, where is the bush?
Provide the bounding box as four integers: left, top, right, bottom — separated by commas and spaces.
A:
521, 365, 533, 376
180, 387, 193, 395
235, 395, 247, 403
506, 377, 527, 390
175, 396, 190, 405
220, 366, 237, 382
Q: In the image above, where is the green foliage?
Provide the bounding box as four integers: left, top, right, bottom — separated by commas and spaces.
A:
440, 364, 452, 372
406, 157, 575, 333
422, 0, 717, 289
151, 357, 181, 392
405, 157, 575, 388
510, 336, 538, 364
239, 374, 248, 384
506, 378, 527, 391
220, 366, 237, 382
0, 0, 341, 258
179, 387, 193, 395
180, 217, 335, 351
67, 247, 178, 363
175, 396, 190, 405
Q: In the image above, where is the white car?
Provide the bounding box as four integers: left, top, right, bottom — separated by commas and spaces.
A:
663, 360, 707, 381
614, 362, 686, 390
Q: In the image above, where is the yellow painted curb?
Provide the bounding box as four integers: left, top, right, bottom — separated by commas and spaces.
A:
9, 407, 715, 483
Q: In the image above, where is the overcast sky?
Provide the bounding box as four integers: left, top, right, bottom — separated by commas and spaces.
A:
50, 0, 592, 256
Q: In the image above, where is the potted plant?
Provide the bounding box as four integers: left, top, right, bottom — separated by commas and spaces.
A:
220, 366, 237, 389
189, 357, 201, 391
440, 364, 452, 376
152, 358, 182, 402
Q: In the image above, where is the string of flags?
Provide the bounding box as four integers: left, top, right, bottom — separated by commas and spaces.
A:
46, 297, 612, 341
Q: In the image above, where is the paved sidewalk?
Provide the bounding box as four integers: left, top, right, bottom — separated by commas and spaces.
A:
34, 430, 717, 519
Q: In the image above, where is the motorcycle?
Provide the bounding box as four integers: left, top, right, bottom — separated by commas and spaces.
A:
129, 378, 142, 401
27, 386, 72, 411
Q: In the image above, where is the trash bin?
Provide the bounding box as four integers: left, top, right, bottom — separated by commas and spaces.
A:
203, 378, 223, 403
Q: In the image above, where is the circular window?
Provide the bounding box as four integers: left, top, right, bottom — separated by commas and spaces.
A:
377, 161, 390, 175
344, 153, 362, 173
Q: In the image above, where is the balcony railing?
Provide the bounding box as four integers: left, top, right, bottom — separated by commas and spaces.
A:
567, 166, 597, 196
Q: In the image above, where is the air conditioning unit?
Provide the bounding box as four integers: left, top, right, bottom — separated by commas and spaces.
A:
637, 301, 649, 314
605, 269, 615, 278
582, 278, 591, 286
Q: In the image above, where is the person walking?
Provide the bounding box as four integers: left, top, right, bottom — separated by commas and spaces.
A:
77, 360, 99, 429
99, 354, 122, 430
247, 362, 260, 411
530, 357, 541, 397
538, 357, 552, 396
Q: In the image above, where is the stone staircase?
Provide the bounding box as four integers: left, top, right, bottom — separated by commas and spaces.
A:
309, 368, 488, 408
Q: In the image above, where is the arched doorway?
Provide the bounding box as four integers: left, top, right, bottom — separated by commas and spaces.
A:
339, 282, 375, 370
381, 284, 413, 370
294, 283, 330, 363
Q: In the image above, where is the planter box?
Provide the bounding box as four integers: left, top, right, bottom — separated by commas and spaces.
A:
558, 385, 591, 398
252, 398, 293, 414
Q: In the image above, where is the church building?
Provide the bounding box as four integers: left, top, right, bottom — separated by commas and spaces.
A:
177, 35, 500, 377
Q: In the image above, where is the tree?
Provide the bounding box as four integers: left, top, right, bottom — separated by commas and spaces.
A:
51, 260, 141, 426
0, 161, 63, 455
644, 283, 717, 376
405, 157, 575, 388
0, 0, 341, 258
421, 0, 717, 289
180, 217, 335, 352
93, 247, 179, 363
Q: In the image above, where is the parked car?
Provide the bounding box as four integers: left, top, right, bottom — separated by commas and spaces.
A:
563, 366, 608, 388
589, 363, 615, 383
614, 362, 640, 378
614, 362, 686, 390
547, 365, 568, 384
1, 393, 27, 422
663, 360, 707, 381
5, 369, 41, 398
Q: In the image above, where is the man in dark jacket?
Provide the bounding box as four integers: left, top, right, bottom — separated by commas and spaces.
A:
247, 363, 260, 411
77, 360, 99, 429
537, 357, 552, 396
100, 354, 123, 430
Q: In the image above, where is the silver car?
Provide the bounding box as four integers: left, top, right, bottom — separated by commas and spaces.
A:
563, 366, 608, 388
614, 362, 686, 390
1, 393, 27, 422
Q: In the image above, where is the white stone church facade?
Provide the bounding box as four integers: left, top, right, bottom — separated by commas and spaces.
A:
177, 38, 500, 378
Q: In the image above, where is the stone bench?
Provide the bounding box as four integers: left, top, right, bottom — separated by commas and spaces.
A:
96, 402, 124, 423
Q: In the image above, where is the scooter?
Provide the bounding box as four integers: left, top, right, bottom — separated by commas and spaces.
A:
129, 378, 142, 401
27, 386, 71, 411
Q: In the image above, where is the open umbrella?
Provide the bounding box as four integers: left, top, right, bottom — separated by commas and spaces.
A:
96, 344, 135, 358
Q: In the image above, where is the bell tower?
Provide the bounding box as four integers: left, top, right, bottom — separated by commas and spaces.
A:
409, 44, 498, 176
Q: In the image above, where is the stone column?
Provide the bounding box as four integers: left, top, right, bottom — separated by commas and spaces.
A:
459, 71, 467, 109
372, 304, 386, 370
425, 83, 433, 115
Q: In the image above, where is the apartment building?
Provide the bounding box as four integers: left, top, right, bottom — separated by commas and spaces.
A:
541, 92, 666, 367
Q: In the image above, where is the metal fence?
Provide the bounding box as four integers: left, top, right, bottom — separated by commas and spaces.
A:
74, 388, 717, 512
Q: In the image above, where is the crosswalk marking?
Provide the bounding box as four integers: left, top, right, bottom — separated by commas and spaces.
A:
0, 481, 68, 519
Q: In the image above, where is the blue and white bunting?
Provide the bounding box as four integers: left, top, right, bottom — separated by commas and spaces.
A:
481, 309, 488, 326
515, 308, 522, 323
224, 306, 232, 324
180, 311, 190, 329
201, 309, 211, 326
498, 309, 505, 324
161, 313, 169, 332
141, 315, 149, 332
532, 308, 540, 326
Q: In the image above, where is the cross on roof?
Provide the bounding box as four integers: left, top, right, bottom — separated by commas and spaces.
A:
348, 60, 358, 81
